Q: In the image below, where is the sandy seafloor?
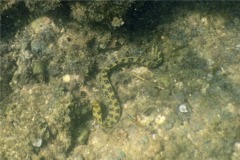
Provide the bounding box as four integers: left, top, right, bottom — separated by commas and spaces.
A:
0, 2, 240, 160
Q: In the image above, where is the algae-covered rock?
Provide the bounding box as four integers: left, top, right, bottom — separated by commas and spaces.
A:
0, 50, 16, 101
0, 0, 18, 14
0, 0, 60, 15
71, 1, 135, 28
24, 0, 60, 14
0, 84, 89, 159
1, 1, 240, 160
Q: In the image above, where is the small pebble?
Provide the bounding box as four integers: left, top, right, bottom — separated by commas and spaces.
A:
63, 74, 71, 83
236, 44, 240, 51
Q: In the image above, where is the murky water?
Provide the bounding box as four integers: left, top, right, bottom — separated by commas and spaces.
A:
1, 2, 240, 160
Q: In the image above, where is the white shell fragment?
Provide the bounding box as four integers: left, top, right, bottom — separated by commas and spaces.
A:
32, 138, 42, 147
179, 104, 188, 113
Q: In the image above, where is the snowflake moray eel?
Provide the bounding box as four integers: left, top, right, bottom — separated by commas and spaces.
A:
92, 51, 163, 127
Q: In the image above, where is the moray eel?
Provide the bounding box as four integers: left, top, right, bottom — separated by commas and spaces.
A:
92, 53, 163, 127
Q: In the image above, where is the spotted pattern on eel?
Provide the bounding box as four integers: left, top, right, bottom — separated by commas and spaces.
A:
92, 53, 163, 127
